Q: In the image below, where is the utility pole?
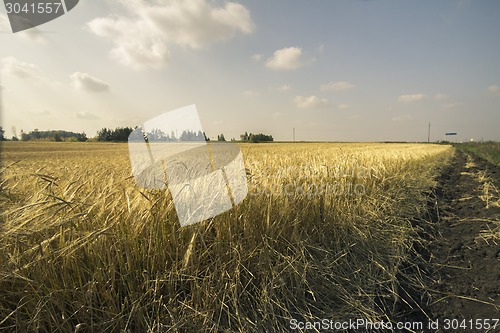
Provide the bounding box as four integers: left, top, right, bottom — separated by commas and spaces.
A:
427, 122, 431, 143
293, 128, 295, 142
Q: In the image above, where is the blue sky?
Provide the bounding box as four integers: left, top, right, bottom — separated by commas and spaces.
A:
1, 0, 499, 141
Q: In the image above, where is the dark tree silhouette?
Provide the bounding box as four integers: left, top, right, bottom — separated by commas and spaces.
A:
96, 127, 133, 142
240, 132, 273, 142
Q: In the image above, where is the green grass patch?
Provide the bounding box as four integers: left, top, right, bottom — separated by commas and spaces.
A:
455, 141, 500, 166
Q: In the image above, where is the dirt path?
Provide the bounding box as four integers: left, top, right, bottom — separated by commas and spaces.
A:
423, 149, 500, 331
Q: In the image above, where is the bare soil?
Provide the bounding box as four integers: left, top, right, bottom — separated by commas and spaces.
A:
426, 150, 500, 327
397, 149, 500, 332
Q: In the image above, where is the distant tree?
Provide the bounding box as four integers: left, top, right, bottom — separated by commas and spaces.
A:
0, 126, 5, 141
147, 128, 162, 141
20, 130, 29, 141
239, 131, 273, 143
179, 129, 204, 141
96, 127, 133, 142
32, 128, 41, 140
218, 133, 226, 142
112, 127, 133, 142
180, 130, 191, 141
76, 132, 87, 142
96, 128, 112, 141
240, 131, 249, 141
196, 130, 205, 141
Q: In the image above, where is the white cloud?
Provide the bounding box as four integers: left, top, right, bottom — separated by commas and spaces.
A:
243, 90, 259, 97
75, 111, 100, 120
293, 95, 329, 108
144, 1, 254, 48
70, 72, 110, 93
251, 54, 263, 61
488, 85, 500, 95
87, 16, 170, 70
398, 94, 426, 103
266, 47, 306, 71
87, 0, 254, 70
320, 81, 355, 91
1, 57, 43, 79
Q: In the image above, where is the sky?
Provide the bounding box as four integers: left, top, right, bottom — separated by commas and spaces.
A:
0, 0, 499, 142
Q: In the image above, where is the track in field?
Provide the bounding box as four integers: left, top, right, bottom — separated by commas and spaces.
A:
403, 149, 500, 331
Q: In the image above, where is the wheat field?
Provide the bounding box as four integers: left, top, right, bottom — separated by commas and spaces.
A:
0, 142, 453, 332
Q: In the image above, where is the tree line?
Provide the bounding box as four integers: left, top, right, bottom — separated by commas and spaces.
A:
0, 127, 87, 142
96, 127, 134, 142
239, 132, 274, 142
0, 126, 274, 143
102, 128, 209, 142
215, 132, 274, 142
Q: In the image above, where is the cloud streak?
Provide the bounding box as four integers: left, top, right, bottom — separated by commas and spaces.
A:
1, 57, 43, 79
269, 84, 291, 92
433, 93, 448, 100
293, 95, 329, 108
320, 81, 355, 91
398, 94, 426, 103
243, 90, 259, 97
338, 104, 352, 109
70, 72, 110, 93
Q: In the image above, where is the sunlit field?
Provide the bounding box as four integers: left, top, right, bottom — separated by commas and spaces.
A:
0, 142, 453, 332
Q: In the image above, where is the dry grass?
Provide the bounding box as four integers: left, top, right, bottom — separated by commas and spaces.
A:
461, 154, 500, 210
0, 142, 453, 332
